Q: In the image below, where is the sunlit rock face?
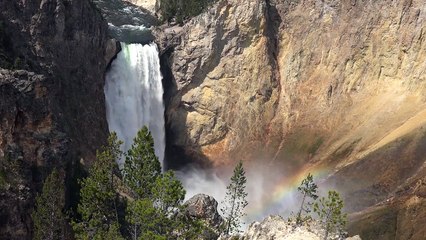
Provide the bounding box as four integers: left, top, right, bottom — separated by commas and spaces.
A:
220, 215, 361, 240
158, 0, 426, 239
127, 0, 158, 15
158, 0, 278, 166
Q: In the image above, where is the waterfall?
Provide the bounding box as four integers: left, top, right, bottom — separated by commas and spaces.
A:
104, 43, 165, 167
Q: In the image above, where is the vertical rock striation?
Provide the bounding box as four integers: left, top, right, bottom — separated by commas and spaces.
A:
157, 0, 426, 238
0, 0, 112, 239
157, 0, 280, 166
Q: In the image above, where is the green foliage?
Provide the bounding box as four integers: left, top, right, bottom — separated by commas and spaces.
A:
152, 171, 186, 215
0, 155, 24, 190
104, 223, 125, 240
173, 214, 207, 240
32, 169, 66, 240
296, 173, 318, 225
123, 127, 187, 239
159, 0, 214, 24
313, 190, 347, 240
126, 198, 161, 240
123, 126, 161, 199
221, 161, 248, 235
0, 170, 5, 189
72, 133, 124, 240
70, 127, 214, 239
13, 57, 23, 69
0, 158, 8, 190
125, 175, 186, 239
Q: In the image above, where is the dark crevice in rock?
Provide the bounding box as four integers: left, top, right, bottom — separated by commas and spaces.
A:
160, 47, 212, 170
160, 47, 187, 170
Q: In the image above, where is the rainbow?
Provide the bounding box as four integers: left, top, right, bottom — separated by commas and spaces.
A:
246, 165, 330, 221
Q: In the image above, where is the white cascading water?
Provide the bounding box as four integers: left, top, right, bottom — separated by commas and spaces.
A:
104, 43, 165, 167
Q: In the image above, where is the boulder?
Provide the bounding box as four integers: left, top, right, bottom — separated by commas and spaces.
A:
184, 193, 224, 230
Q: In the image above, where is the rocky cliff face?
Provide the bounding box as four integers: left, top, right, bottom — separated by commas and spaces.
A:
158, 0, 426, 239
0, 0, 112, 239
157, 0, 278, 167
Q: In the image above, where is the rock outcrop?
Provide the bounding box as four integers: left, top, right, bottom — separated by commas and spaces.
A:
219, 215, 361, 240
184, 194, 223, 229
183, 194, 223, 239
0, 0, 112, 239
158, 0, 426, 239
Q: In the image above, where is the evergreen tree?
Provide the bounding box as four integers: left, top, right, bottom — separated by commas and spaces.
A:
158, 0, 214, 24
313, 190, 347, 240
31, 169, 66, 240
152, 171, 186, 215
296, 173, 318, 225
126, 175, 186, 240
123, 126, 161, 199
72, 133, 124, 240
123, 127, 187, 239
173, 214, 206, 240
126, 198, 162, 240
221, 161, 248, 235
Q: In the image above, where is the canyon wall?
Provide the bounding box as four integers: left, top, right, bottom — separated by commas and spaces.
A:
158, 0, 426, 239
0, 0, 113, 238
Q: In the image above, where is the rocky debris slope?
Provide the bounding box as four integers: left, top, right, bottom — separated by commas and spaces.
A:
226, 215, 361, 240
157, 0, 426, 238
0, 0, 114, 239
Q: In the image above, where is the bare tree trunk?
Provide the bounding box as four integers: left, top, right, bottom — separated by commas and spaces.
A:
296, 193, 306, 225
226, 187, 238, 235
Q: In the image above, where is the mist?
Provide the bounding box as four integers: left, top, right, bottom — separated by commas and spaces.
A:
175, 161, 306, 228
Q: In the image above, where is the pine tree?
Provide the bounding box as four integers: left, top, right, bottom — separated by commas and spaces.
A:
73, 133, 124, 240
152, 170, 186, 237
123, 126, 161, 199
313, 190, 347, 240
31, 169, 66, 240
126, 198, 161, 240
296, 173, 318, 225
221, 161, 248, 235
126, 175, 185, 240
123, 127, 187, 239
123, 127, 161, 239
152, 171, 186, 215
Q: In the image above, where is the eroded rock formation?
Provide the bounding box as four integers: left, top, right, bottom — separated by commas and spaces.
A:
157, 0, 426, 239
183, 194, 223, 239
0, 0, 112, 238
184, 194, 223, 229
220, 215, 361, 240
